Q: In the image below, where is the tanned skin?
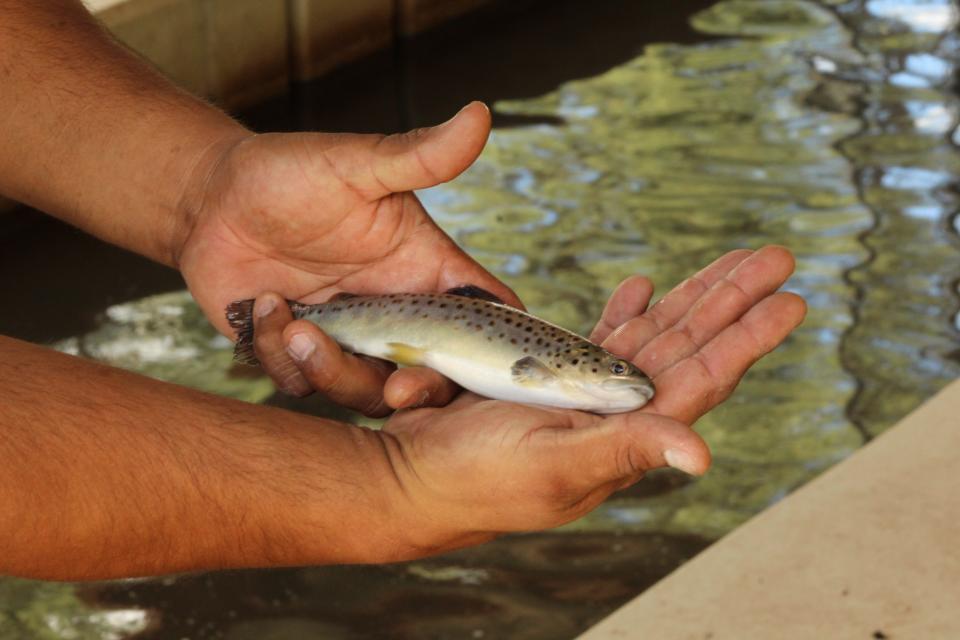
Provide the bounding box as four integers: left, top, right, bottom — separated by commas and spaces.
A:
0, 0, 805, 580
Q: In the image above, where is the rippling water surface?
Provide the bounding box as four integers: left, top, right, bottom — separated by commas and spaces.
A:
3, 0, 959, 638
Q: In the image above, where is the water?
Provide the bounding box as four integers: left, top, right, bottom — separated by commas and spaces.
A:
2, 0, 959, 638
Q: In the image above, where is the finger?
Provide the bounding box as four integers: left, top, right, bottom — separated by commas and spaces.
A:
383, 391, 486, 435
282, 321, 396, 417
603, 249, 753, 359
383, 367, 460, 409
634, 245, 797, 377
590, 275, 654, 344
252, 293, 312, 397
649, 291, 807, 424
547, 413, 712, 489
369, 101, 491, 195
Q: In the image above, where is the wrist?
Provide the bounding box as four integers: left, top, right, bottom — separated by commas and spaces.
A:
233, 417, 425, 567
371, 430, 494, 562
168, 121, 253, 268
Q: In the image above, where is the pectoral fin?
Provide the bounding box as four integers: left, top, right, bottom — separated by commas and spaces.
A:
511, 356, 557, 386
386, 342, 427, 367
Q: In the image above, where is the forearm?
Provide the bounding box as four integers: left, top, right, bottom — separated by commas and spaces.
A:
0, 0, 249, 265
0, 337, 406, 580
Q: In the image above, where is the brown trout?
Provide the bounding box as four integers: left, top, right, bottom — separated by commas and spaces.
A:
227, 286, 655, 414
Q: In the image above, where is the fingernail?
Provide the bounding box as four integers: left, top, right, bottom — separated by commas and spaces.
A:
664, 449, 700, 476
443, 102, 476, 127
255, 297, 277, 319
287, 333, 316, 363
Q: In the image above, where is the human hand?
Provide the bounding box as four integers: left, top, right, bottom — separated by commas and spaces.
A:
176, 103, 519, 414
377, 394, 710, 556
593, 245, 804, 425
366, 246, 804, 555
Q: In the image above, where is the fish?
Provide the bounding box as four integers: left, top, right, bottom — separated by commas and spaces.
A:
226, 286, 655, 414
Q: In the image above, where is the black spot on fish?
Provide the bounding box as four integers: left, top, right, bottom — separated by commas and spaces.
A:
440, 304, 447, 309
572, 359, 579, 365
592, 368, 598, 373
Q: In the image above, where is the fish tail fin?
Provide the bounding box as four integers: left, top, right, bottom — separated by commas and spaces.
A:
227, 298, 316, 366
226, 299, 259, 365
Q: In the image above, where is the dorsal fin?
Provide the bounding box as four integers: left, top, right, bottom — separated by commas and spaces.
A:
328, 292, 359, 302
444, 285, 505, 304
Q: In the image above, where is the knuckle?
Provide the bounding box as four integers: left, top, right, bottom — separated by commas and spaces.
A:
309, 364, 342, 394
615, 446, 640, 478
274, 364, 311, 397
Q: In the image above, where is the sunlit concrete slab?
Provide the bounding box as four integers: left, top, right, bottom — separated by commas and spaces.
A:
579, 379, 960, 639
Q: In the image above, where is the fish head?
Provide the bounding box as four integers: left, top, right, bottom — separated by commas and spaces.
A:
572, 349, 656, 413
511, 342, 655, 413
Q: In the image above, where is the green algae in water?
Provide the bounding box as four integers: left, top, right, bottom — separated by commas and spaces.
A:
6, 0, 960, 637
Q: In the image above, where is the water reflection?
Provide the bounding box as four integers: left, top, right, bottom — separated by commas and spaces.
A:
3, 0, 959, 638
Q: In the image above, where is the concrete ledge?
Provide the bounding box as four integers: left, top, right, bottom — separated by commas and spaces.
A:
579, 379, 960, 639
85, 0, 288, 107
289, 0, 393, 81
78, 0, 505, 107
398, 0, 498, 36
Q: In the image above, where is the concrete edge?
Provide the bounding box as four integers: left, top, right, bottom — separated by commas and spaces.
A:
578, 379, 960, 639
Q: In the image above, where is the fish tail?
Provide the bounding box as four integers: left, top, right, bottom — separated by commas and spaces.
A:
226, 298, 316, 366
226, 299, 258, 365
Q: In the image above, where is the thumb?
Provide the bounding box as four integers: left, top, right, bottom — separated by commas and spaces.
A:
369, 101, 491, 194
551, 413, 712, 488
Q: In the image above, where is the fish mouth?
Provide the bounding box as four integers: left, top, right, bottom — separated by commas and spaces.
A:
600, 377, 656, 401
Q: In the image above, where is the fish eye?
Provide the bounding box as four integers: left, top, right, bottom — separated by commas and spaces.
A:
609, 360, 629, 376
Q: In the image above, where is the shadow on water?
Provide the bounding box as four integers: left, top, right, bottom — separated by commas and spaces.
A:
83, 532, 709, 640
2, 0, 960, 638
